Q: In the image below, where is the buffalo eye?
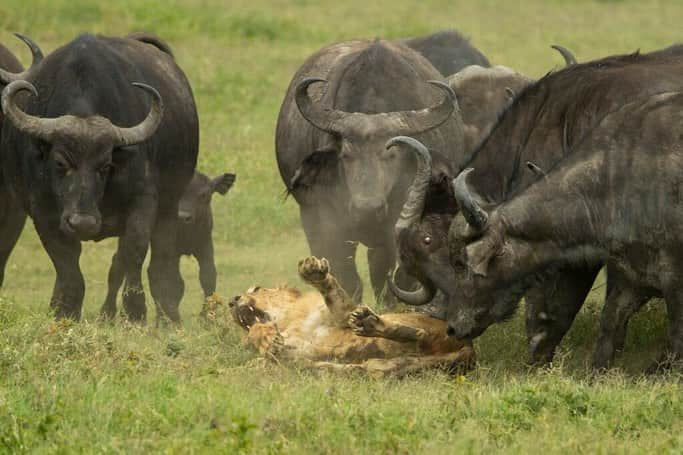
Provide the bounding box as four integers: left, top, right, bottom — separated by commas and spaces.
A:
98, 163, 113, 177
423, 236, 432, 245
54, 157, 70, 176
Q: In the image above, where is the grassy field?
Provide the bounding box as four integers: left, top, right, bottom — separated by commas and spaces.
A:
0, 0, 682, 452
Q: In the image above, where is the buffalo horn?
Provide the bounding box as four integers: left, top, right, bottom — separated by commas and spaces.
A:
111, 82, 164, 146
551, 44, 577, 66
452, 168, 489, 230
388, 136, 432, 236
387, 269, 436, 306
0, 33, 44, 84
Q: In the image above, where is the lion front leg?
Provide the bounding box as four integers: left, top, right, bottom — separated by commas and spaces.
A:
348, 306, 426, 342
298, 256, 356, 324
246, 322, 287, 361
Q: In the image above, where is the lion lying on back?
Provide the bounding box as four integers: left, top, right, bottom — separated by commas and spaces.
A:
224, 256, 474, 377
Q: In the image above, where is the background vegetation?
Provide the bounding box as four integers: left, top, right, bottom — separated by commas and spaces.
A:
0, 0, 681, 452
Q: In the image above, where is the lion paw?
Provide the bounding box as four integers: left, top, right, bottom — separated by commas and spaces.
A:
248, 323, 285, 359
200, 293, 223, 320
348, 305, 385, 337
298, 256, 330, 283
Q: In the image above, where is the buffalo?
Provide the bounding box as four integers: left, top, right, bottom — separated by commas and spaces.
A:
0, 33, 199, 323
103, 170, 235, 317
276, 39, 465, 304
0, 34, 43, 287
447, 65, 533, 155
402, 29, 490, 76
390, 44, 683, 364
448, 90, 683, 371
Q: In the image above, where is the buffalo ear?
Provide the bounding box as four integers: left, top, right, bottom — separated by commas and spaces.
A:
464, 237, 501, 277
289, 148, 338, 191
432, 171, 451, 194
211, 173, 236, 195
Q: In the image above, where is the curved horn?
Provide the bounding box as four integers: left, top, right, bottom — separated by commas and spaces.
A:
0, 33, 44, 84
294, 77, 347, 133
386, 80, 457, 135
551, 44, 577, 66
387, 270, 436, 306
452, 168, 489, 230
1, 80, 60, 141
526, 161, 546, 177
111, 82, 164, 146
388, 136, 432, 237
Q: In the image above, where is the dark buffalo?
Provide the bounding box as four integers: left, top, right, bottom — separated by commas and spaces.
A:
103, 170, 235, 316
0, 33, 199, 322
390, 44, 683, 364
402, 29, 490, 76
448, 90, 683, 371
276, 39, 465, 304
0, 35, 44, 287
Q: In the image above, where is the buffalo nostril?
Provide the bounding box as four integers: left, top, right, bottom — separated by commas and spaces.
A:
67, 213, 98, 233
178, 212, 193, 224
446, 325, 456, 337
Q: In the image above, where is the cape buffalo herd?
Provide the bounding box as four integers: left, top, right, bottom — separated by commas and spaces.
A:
1, 27, 682, 372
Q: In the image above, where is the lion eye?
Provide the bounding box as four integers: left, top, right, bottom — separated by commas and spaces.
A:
423, 236, 432, 245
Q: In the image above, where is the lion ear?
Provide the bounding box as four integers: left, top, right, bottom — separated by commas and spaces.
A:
465, 237, 501, 277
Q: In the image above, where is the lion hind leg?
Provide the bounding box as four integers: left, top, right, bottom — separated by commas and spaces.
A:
309, 348, 475, 378
298, 256, 356, 323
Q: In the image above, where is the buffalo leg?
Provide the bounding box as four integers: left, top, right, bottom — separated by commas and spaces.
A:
0, 203, 26, 287
116, 196, 156, 322
526, 266, 600, 364
592, 268, 650, 369
298, 256, 356, 324
649, 287, 683, 372
300, 206, 362, 301
367, 243, 396, 307
101, 245, 124, 320
148, 209, 184, 324
195, 240, 218, 315
35, 227, 84, 320
195, 239, 217, 298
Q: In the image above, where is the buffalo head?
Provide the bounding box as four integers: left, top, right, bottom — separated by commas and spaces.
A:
293, 77, 457, 220
178, 171, 235, 224
444, 167, 531, 339
1, 80, 163, 240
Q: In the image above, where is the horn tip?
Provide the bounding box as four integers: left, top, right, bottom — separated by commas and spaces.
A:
427, 79, 456, 99
131, 82, 162, 102
13, 33, 43, 61
385, 135, 410, 150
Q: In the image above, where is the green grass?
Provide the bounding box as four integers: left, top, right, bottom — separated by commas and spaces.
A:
0, 0, 682, 452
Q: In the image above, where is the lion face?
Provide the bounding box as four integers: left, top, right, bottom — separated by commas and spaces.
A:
229, 286, 302, 330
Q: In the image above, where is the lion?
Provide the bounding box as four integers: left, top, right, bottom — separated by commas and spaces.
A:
223, 256, 474, 377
